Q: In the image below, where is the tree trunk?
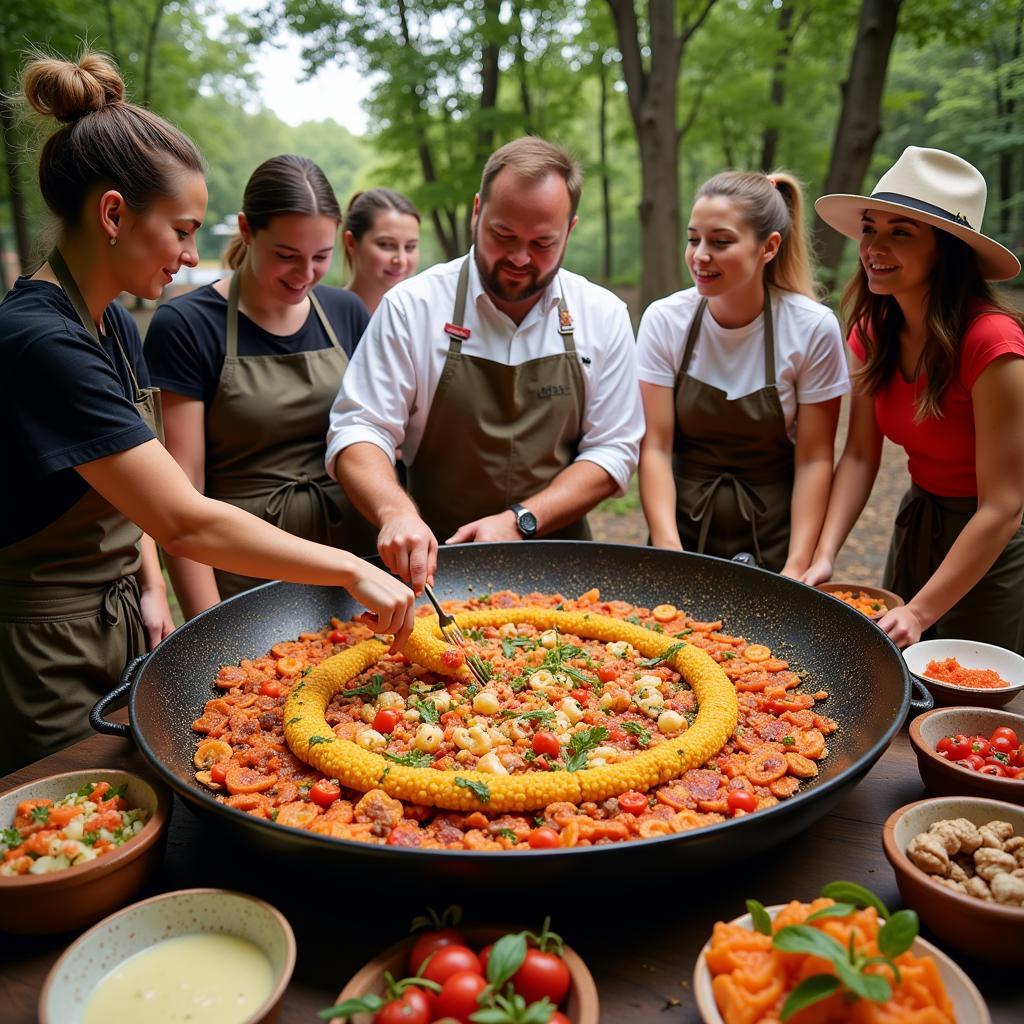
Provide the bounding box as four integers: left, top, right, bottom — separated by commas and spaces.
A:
141, 1, 167, 108
812, 0, 903, 290
996, 3, 1022, 236
102, 0, 121, 66
513, 4, 533, 132
760, 3, 797, 172
608, 0, 717, 308
0, 44, 32, 285
598, 54, 613, 282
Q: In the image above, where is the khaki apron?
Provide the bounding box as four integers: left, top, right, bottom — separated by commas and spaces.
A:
0, 250, 158, 773
405, 258, 591, 543
672, 292, 794, 571
204, 270, 370, 600
884, 483, 1024, 654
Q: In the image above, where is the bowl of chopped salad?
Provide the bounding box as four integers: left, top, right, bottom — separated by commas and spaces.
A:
0, 768, 171, 935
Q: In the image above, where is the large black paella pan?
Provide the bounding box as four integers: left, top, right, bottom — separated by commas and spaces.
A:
93, 543, 922, 884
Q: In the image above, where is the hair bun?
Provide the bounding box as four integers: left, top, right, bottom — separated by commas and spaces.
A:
21, 51, 125, 123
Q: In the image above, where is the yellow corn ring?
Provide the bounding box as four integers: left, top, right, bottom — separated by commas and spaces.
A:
283, 608, 738, 812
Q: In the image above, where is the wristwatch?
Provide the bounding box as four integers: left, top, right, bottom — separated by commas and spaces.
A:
509, 503, 538, 538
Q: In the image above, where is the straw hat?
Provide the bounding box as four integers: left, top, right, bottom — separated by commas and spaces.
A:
815, 146, 1020, 281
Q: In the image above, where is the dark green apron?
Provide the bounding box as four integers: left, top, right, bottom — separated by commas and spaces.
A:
203, 270, 371, 600
884, 483, 1024, 654
405, 258, 591, 544
672, 292, 794, 570
0, 251, 156, 773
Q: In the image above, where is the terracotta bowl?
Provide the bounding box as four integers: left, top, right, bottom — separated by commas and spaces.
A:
335, 925, 599, 1024
39, 887, 296, 1023
0, 767, 171, 935
903, 639, 1024, 709
908, 707, 1024, 804
816, 582, 904, 620
693, 903, 988, 1024
882, 796, 1024, 967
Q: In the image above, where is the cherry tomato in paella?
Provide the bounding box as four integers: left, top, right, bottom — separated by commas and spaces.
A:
528, 827, 561, 850
433, 971, 489, 1023
532, 731, 561, 758
597, 666, 619, 683
421, 945, 482, 986
617, 791, 649, 816
260, 679, 285, 698
209, 762, 229, 786
511, 948, 572, 1006
328, 629, 349, 645
373, 708, 402, 735
408, 928, 466, 976
727, 789, 758, 814
309, 779, 341, 807
569, 688, 592, 706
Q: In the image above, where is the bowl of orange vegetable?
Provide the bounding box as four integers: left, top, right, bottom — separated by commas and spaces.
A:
903, 639, 1024, 709
815, 583, 903, 620
692, 881, 988, 1024
0, 768, 171, 935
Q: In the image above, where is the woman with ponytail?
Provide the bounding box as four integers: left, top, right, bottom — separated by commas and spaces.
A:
637, 171, 849, 574
145, 156, 372, 616
0, 53, 413, 772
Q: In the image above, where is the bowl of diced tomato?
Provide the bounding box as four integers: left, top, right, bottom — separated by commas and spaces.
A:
903, 639, 1024, 709
0, 767, 171, 934
325, 909, 598, 1024
908, 707, 1024, 803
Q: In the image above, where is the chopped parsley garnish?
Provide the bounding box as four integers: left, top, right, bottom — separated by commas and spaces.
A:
721, 651, 738, 660
378, 767, 391, 784
541, 636, 598, 687
533, 815, 546, 827
410, 697, 440, 725
76, 782, 96, 799
673, 628, 694, 637
465, 629, 485, 641
286, 716, 302, 726
625, 614, 643, 626
523, 749, 537, 762
464, 682, 481, 699
479, 593, 492, 604
109, 783, 127, 799
30, 805, 50, 825
563, 726, 609, 772
270, 808, 279, 821
497, 828, 519, 844
637, 641, 688, 668
782, 736, 796, 746
509, 675, 529, 693
299, 781, 313, 796
501, 636, 539, 659
301, 665, 313, 676
622, 721, 651, 748
500, 708, 556, 727
454, 777, 491, 803
384, 750, 435, 768
308, 734, 334, 747
1, 827, 21, 848
341, 675, 386, 699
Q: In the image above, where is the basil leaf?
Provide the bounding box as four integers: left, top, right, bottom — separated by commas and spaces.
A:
772, 925, 847, 964
804, 902, 857, 922
486, 932, 527, 988
878, 909, 918, 959
779, 974, 841, 1021
746, 899, 773, 936
317, 993, 385, 1018
520, 999, 557, 1024
820, 881, 890, 920
834, 954, 892, 1003
470, 1010, 511, 1024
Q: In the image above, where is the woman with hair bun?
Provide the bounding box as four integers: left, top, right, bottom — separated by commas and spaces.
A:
343, 188, 420, 314
0, 53, 413, 773
145, 155, 372, 616
637, 171, 849, 574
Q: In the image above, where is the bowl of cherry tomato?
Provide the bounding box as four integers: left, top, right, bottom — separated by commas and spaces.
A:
908, 707, 1024, 804
322, 908, 598, 1024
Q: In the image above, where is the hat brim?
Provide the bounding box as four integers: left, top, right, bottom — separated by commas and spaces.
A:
814, 193, 1021, 282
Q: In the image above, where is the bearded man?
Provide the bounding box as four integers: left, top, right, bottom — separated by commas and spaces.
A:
325, 137, 642, 591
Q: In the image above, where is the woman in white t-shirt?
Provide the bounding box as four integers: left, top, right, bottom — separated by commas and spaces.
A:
637, 171, 849, 574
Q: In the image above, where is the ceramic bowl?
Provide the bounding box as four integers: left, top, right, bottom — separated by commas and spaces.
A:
693, 903, 990, 1023
883, 796, 1024, 967
816, 582, 904, 619
908, 707, 1024, 804
39, 887, 296, 1023
0, 768, 171, 935
903, 638, 1024, 709
335, 925, 599, 1024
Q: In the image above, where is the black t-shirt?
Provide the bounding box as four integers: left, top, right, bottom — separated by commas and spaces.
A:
0, 278, 155, 548
143, 283, 369, 403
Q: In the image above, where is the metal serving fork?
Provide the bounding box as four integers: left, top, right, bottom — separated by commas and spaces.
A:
422, 584, 491, 686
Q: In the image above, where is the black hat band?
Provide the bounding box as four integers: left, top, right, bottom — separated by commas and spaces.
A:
869, 192, 974, 230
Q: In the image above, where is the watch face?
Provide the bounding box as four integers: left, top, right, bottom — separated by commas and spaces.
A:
518, 510, 538, 534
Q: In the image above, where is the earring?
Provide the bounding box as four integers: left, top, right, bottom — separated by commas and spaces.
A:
109, 237, 117, 247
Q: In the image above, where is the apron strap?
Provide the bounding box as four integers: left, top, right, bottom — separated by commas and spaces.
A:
443, 257, 473, 351
309, 291, 343, 352
679, 298, 708, 377
679, 290, 776, 385
48, 248, 145, 401
556, 282, 576, 354
226, 267, 243, 359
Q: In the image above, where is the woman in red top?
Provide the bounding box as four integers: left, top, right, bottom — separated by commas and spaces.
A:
805, 147, 1024, 651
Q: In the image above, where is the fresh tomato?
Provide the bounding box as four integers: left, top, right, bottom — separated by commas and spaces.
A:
374, 709, 402, 735
766, 697, 804, 714
421, 945, 482, 986
511, 948, 571, 1006
969, 736, 991, 758
328, 629, 349, 645
597, 665, 619, 683
569, 688, 592, 706
309, 779, 340, 808
990, 726, 1019, 747
946, 734, 973, 761
528, 827, 560, 849
990, 735, 1016, 757
548, 1015, 571, 1024
1013, 744, 1024, 769
409, 928, 465, 976
980, 763, 1007, 777
532, 731, 561, 758
209, 762, 229, 786
727, 789, 758, 814
260, 679, 285, 698
935, 735, 956, 756
617, 791, 649, 816
374, 987, 433, 1024
956, 754, 986, 772
1014, 767, 1024, 780
432, 970, 489, 1023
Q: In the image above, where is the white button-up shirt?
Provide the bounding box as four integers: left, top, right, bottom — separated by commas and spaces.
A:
325, 252, 642, 495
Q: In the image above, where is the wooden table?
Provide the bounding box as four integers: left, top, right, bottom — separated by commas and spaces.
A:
2, 699, 1022, 1024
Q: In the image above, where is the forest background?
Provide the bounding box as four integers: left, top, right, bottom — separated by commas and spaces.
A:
1, 0, 1021, 309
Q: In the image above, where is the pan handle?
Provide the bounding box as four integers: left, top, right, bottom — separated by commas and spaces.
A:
908, 674, 935, 716
90, 654, 147, 737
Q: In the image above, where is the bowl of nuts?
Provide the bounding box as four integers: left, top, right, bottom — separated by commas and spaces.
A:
882, 796, 1024, 966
